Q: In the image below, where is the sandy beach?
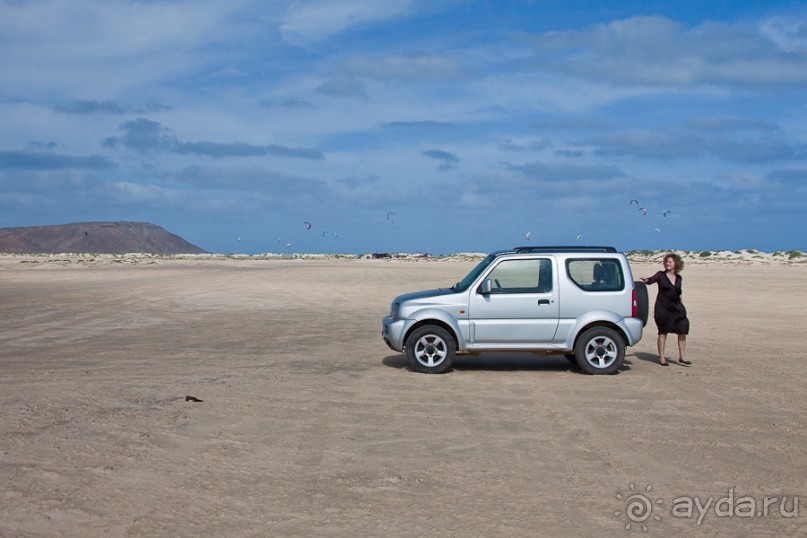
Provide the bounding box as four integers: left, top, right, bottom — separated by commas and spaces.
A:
1, 254, 805, 537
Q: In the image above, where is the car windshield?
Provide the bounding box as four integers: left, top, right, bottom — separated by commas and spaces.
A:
451, 254, 496, 292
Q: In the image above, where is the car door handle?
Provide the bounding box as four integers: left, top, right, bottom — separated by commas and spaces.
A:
538, 299, 550, 305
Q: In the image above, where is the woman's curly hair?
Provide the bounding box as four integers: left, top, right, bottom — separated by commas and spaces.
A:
664, 253, 684, 272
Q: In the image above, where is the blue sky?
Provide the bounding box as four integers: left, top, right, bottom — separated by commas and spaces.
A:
1, 0, 805, 255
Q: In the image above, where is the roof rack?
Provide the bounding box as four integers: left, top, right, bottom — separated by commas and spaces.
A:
510, 246, 618, 253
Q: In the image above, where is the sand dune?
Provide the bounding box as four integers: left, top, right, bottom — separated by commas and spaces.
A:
0, 255, 805, 536
1, 247, 805, 266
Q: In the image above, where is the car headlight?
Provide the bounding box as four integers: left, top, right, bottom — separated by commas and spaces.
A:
390, 302, 400, 319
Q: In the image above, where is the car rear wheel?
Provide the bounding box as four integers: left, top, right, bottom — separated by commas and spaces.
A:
405, 325, 455, 374
575, 326, 624, 375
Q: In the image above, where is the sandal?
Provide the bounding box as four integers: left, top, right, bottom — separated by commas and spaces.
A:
679, 359, 692, 366
660, 360, 669, 366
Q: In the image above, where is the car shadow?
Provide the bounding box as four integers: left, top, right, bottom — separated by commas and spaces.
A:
383, 353, 633, 374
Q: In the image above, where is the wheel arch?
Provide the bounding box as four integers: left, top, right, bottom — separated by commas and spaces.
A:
572, 320, 628, 351
404, 319, 460, 351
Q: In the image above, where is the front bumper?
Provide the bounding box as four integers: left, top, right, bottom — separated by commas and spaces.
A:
381, 315, 411, 352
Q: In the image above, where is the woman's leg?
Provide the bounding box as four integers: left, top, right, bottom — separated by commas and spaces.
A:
657, 334, 668, 365
678, 334, 687, 363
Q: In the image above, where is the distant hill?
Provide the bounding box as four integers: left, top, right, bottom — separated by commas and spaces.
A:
0, 222, 207, 254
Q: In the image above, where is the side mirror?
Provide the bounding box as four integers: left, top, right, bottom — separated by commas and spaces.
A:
479, 279, 492, 295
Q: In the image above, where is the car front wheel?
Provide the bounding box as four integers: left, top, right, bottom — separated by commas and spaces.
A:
574, 326, 624, 375
405, 325, 456, 374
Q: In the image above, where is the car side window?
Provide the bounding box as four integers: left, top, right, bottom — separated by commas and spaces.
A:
566, 259, 624, 291
484, 258, 552, 294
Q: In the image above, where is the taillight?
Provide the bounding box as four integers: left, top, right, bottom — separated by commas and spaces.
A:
632, 289, 638, 318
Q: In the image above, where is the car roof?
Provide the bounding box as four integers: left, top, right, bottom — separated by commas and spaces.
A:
507, 246, 619, 254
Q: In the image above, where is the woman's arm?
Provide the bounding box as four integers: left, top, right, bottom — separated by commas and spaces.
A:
642, 271, 662, 284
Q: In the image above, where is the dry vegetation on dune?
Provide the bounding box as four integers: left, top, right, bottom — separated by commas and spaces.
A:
0, 249, 805, 267
626, 248, 806, 265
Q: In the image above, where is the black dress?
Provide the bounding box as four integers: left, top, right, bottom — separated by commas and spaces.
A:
645, 271, 690, 335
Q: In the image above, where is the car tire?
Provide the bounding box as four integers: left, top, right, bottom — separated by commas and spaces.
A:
634, 280, 649, 327
574, 326, 624, 375
405, 325, 455, 374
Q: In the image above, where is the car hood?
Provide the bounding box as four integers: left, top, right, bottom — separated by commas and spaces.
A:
394, 287, 457, 304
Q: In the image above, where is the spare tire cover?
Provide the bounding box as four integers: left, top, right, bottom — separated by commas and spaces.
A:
634, 280, 649, 327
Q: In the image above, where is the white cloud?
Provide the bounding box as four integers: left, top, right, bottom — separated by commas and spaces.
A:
0, 0, 250, 97
279, 0, 418, 47
528, 15, 807, 89
760, 16, 807, 53
109, 181, 181, 205
342, 53, 470, 81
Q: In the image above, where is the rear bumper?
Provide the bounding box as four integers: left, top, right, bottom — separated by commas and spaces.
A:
623, 317, 644, 346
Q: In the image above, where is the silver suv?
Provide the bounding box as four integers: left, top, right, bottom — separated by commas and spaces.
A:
382, 246, 648, 375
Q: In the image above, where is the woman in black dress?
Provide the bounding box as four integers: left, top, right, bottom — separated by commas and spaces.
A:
641, 253, 691, 367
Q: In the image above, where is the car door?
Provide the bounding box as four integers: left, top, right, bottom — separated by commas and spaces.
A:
468, 257, 559, 345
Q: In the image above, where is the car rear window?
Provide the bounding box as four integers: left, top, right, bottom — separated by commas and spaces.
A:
566, 259, 624, 291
